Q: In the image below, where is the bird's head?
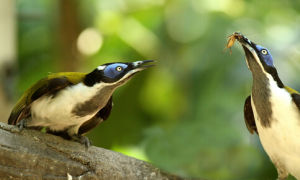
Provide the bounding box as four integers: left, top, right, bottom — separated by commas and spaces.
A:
84, 60, 155, 87
234, 33, 284, 88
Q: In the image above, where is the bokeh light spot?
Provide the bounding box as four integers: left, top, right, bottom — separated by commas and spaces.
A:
77, 28, 103, 56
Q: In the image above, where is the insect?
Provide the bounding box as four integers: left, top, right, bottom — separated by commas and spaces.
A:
225, 32, 243, 54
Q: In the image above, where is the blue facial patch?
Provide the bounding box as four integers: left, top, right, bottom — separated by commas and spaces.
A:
255, 44, 274, 67
103, 63, 128, 79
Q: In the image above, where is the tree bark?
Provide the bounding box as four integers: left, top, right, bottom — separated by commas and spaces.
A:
0, 122, 193, 180
59, 0, 81, 72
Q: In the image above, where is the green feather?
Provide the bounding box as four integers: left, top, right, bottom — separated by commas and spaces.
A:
284, 86, 299, 94
47, 72, 86, 84
8, 72, 87, 125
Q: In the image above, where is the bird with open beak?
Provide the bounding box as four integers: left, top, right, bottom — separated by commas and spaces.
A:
8, 60, 155, 148
228, 32, 300, 179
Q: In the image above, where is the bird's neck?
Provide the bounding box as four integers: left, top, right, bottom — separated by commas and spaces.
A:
251, 71, 273, 128
248, 58, 285, 128
71, 83, 116, 117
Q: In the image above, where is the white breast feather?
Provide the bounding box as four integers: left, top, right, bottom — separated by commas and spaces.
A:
30, 82, 107, 134
252, 74, 300, 179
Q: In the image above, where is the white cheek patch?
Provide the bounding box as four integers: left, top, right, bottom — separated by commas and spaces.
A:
97, 65, 106, 70
245, 58, 250, 69
109, 69, 141, 86
123, 69, 139, 78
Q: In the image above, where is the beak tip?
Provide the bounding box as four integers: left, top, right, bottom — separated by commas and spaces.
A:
132, 60, 156, 71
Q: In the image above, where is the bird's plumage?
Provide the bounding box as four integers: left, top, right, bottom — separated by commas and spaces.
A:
8, 72, 86, 125
244, 87, 300, 136
231, 32, 300, 179
243, 95, 257, 134
252, 77, 300, 179
7, 72, 114, 136
78, 96, 113, 135
7, 60, 154, 147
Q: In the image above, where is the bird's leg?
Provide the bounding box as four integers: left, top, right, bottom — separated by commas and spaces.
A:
70, 134, 92, 148
16, 118, 28, 130
47, 130, 91, 148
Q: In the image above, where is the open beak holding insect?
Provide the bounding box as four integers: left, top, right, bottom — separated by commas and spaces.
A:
225, 32, 243, 54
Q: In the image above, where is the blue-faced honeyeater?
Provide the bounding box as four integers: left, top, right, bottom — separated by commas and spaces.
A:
230, 32, 300, 180
8, 60, 154, 147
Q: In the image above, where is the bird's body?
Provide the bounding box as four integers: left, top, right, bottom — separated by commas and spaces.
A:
8, 60, 154, 147
251, 77, 300, 178
230, 32, 300, 179
30, 80, 111, 135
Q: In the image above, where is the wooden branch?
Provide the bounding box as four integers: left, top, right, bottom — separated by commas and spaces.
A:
0, 122, 193, 180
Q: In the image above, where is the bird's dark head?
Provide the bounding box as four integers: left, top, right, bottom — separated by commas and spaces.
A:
235, 33, 284, 88
84, 60, 155, 87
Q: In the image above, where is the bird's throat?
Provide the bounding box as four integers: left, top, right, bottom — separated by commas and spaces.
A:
71, 84, 116, 117
251, 70, 273, 128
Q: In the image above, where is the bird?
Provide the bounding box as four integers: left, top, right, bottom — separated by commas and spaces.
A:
8, 60, 154, 147
228, 32, 300, 179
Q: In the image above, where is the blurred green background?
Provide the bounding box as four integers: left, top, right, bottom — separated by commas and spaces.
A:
1, 0, 300, 179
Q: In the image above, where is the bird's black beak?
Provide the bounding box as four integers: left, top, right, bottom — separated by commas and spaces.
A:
233, 32, 259, 63
117, 60, 155, 84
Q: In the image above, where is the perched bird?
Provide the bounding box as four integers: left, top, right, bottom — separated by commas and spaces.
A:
229, 32, 300, 179
8, 60, 154, 147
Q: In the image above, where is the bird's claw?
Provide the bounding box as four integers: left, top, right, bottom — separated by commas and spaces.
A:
71, 135, 92, 149
16, 119, 27, 131
80, 136, 91, 148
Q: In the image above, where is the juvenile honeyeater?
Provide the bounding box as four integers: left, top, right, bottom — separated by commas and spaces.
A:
8, 60, 154, 147
230, 32, 300, 180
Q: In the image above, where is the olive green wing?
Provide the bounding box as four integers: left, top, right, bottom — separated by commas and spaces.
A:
284, 86, 299, 94
8, 72, 86, 125
284, 86, 300, 112
244, 95, 258, 134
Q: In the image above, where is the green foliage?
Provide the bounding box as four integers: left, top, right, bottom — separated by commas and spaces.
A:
16, 0, 300, 179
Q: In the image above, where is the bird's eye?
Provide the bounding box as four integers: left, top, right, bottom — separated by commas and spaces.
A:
116, 66, 123, 72
261, 49, 268, 55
